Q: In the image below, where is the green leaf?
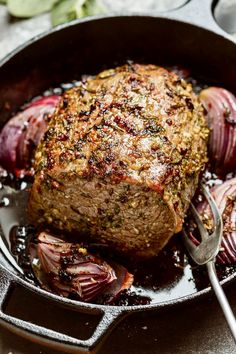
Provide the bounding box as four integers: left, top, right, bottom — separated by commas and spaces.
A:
82, 0, 104, 16
0, 0, 7, 4
51, 0, 105, 27
7, 0, 59, 18
51, 0, 85, 26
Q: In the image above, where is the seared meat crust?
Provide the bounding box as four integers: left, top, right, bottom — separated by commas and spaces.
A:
29, 64, 208, 258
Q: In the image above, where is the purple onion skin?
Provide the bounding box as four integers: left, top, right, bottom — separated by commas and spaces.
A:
196, 178, 236, 265
199, 87, 236, 175
0, 95, 60, 175
36, 232, 134, 302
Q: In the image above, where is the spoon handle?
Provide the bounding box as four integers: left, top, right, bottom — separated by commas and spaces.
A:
207, 261, 236, 342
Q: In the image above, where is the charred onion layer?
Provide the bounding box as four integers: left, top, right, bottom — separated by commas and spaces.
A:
32, 231, 133, 302
200, 87, 236, 175
0, 95, 60, 175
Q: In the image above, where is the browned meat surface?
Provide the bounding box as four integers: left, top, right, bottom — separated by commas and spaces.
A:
29, 64, 209, 258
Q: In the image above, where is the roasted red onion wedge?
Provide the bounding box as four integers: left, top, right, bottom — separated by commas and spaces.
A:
191, 178, 236, 264
100, 260, 135, 303
199, 87, 236, 174
30, 232, 133, 302
0, 95, 60, 175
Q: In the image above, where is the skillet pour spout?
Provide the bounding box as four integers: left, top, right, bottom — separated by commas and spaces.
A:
0, 0, 236, 352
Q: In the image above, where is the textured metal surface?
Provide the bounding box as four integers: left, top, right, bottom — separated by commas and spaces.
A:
0, 0, 236, 353
0, 0, 235, 62
0, 265, 127, 352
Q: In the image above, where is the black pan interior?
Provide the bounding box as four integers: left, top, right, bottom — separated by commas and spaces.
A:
0, 15, 236, 306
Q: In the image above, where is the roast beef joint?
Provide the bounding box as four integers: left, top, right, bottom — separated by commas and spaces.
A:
28, 64, 209, 259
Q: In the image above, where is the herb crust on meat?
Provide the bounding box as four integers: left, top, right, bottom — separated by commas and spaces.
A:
29, 64, 209, 258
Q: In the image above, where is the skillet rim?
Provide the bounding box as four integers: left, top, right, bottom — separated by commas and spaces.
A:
0, 13, 236, 312
0, 10, 235, 69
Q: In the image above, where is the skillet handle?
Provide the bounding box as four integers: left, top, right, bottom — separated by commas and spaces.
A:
161, 0, 233, 37
0, 266, 124, 353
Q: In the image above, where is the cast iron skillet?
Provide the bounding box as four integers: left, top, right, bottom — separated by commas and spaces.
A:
0, 0, 235, 352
